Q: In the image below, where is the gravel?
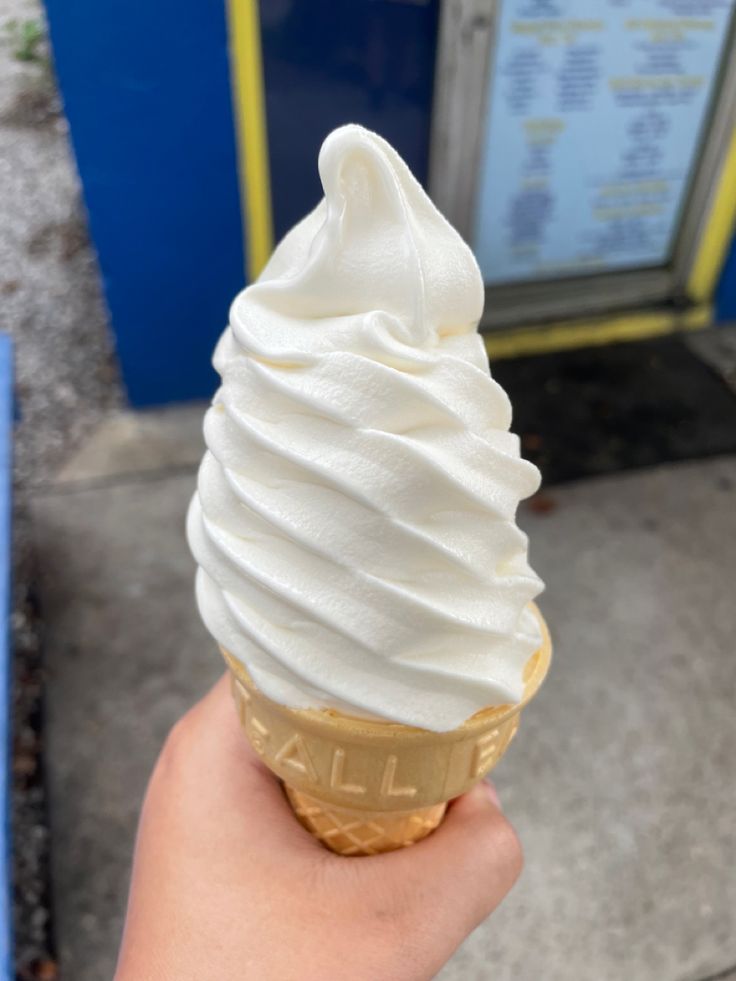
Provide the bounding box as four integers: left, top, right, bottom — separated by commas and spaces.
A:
0, 0, 122, 490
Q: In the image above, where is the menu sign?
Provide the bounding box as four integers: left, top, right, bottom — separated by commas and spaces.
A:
474, 0, 735, 285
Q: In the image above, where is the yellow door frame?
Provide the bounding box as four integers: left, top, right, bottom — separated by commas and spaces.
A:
226, 0, 274, 282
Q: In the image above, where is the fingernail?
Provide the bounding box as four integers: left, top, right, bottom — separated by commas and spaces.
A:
482, 778, 501, 809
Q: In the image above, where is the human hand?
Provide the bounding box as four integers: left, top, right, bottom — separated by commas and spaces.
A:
115, 675, 523, 981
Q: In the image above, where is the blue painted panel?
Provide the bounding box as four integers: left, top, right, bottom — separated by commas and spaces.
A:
716, 235, 736, 323
0, 335, 13, 977
43, 1, 246, 406
260, 0, 440, 241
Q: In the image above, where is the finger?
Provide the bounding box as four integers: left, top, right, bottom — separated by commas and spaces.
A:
365, 782, 523, 943
423, 782, 523, 929
170, 672, 275, 786
483, 778, 501, 809
151, 673, 323, 853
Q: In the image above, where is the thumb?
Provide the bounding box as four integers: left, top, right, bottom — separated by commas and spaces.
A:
374, 782, 523, 944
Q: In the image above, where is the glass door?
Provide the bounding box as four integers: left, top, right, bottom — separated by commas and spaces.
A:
430, 0, 736, 328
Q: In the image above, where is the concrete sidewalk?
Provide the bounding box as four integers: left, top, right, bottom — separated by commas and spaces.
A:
29, 408, 736, 981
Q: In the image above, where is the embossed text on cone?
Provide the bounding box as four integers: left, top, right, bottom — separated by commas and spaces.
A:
223, 604, 551, 856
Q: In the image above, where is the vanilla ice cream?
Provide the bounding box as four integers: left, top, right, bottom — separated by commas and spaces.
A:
187, 124, 543, 731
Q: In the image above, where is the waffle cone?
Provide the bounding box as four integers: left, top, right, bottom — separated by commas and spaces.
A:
222, 603, 551, 855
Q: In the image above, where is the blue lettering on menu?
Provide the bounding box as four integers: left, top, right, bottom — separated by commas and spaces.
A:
473, 0, 736, 284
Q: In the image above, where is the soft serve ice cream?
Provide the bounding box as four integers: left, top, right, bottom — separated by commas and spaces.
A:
187, 125, 543, 732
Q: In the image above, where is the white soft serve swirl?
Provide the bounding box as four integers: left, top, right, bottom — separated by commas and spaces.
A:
187, 124, 543, 732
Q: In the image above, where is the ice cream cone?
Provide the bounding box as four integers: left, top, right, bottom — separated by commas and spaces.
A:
221, 603, 551, 856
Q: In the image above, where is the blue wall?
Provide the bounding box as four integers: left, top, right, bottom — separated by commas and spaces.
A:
44, 0, 440, 407
44, 1, 735, 407
44, 0, 246, 406
44, 1, 442, 406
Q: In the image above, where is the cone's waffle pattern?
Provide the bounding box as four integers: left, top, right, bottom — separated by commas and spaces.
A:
224, 604, 551, 855
286, 788, 447, 856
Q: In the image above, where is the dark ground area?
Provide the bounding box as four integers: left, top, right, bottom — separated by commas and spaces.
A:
12, 514, 54, 981
495, 334, 736, 488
